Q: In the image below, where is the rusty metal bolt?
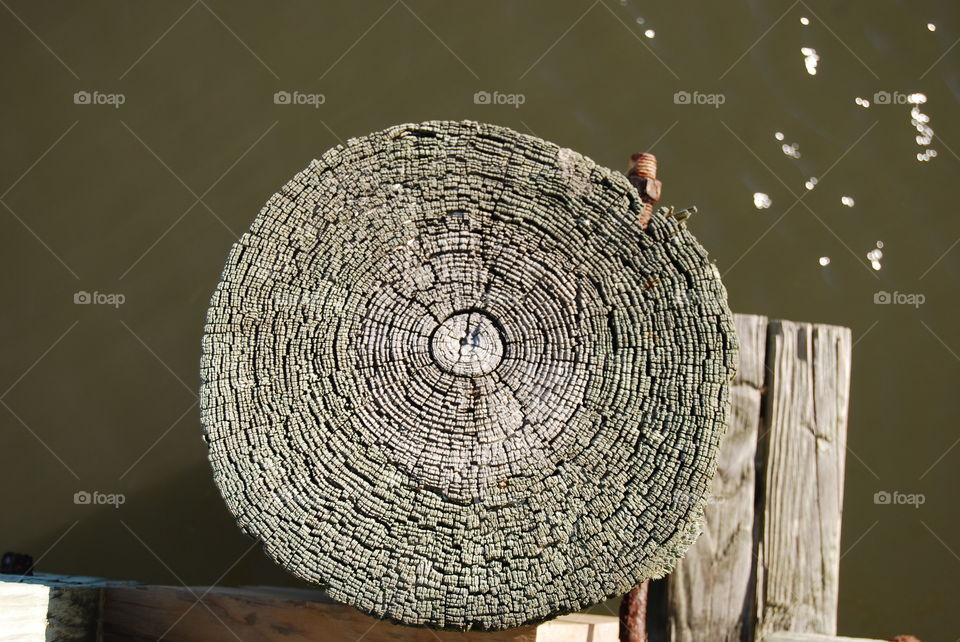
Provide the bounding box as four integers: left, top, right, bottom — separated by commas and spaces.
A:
629, 152, 657, 178
627, 153, 662, 228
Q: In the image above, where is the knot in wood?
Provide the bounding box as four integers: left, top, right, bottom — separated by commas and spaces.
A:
429, 310, 505, 377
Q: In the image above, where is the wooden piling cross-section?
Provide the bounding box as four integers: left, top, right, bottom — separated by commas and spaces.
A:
200, 122, 739, 631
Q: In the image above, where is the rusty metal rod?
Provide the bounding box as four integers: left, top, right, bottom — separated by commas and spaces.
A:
619, 582, 649, 642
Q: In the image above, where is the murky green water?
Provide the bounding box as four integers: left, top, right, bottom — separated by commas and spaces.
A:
2, 1, 957, 638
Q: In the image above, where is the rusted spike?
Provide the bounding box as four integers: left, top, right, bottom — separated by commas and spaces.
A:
619, 582, 649, 642
627, 153, 662, 228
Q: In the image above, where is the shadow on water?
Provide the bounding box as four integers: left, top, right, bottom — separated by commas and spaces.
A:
13, 459, 306, 590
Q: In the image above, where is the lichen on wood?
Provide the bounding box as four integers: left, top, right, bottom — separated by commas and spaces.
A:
200, 120, 738, 631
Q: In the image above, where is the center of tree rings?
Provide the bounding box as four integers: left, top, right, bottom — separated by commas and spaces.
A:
429, 310, 505, 377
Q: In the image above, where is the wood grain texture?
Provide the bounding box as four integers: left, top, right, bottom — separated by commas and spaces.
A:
756, 321, 852, 638
661, 317, 853, 642
0, 575, 619, 641
99, 584, 616, 642
666, 313, 767, 642
199, 120, 739, 630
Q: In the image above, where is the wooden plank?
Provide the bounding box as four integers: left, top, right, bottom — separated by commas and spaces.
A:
756, 321, 851, 639
763, 633, 885, 642
666, 313, 768, 642
0, 573, 104, 641
99, 583, 617, 642
535, 613, 619, 642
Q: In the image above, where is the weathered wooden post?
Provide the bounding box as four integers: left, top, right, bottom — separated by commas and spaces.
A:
663, 317, 852, 641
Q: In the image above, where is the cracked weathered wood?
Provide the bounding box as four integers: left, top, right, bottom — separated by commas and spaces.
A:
101, 584, 559, 642
200, 121, 738, 631
667, 313, 767, 642
0, 573, 621, 641
756, 321, 851, 638
660, 317, 852, 642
